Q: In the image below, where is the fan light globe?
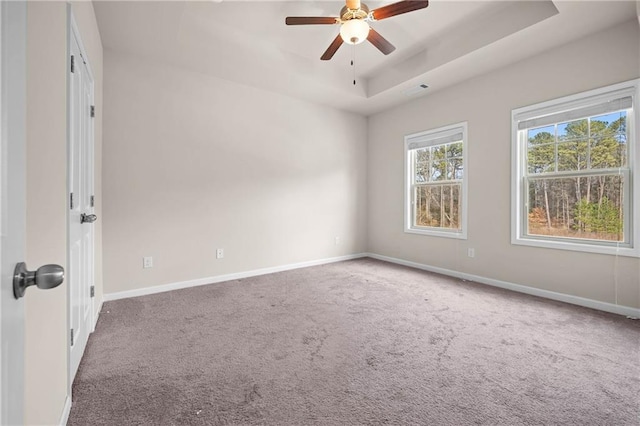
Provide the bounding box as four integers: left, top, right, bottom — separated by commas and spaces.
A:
340, 19, 370, 45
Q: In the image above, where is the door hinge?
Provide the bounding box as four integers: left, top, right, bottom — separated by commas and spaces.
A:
70, 193, 74, 209
90, 195, 95, 207
90, 286, 95, 298
71, 55, 75, 73
90, 105, 95, 118
70, 329, 74, 346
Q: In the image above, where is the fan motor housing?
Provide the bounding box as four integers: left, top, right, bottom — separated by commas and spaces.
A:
340, 3, 369, 21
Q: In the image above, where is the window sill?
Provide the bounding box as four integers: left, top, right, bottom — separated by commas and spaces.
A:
405, 228, 467, 240
511, 236, 639, 258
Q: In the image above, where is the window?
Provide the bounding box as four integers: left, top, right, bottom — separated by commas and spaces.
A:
512, 80, 639, 257
405, 122, 467, 238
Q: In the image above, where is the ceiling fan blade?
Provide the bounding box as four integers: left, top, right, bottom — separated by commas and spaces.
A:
285, 17, 339, 25
367, 28, 396, 55
321, 34, 344, 61
371, 1, 429, 21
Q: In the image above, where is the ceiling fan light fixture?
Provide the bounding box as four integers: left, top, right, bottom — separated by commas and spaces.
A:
339, 19, 370, 45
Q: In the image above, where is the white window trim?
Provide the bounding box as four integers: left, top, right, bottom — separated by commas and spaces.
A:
511, 79, 640, 257
404, 122, 468, 239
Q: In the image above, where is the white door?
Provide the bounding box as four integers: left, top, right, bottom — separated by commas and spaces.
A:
68, 17, 95, 380
0, 2, 27, 424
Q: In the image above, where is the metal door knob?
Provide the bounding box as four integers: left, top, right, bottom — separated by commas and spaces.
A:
13, 262, 65, 299
81, 213, 97, 224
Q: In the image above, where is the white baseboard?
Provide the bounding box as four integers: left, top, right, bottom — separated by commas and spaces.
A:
366, 252, 640, 318
103, 251, 639, 318
93, 298, 103, 331
59, 395, 71, 426
104, 253, 368, 302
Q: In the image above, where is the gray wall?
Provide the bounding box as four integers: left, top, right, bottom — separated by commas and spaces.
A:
367, 20, 640, 309
102, 51, 368, 295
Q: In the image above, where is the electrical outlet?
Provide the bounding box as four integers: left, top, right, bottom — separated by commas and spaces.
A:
216, 248, 224, 259
143, 256, 153, 268
335, 236, 341, 246
467, 248, 475, 258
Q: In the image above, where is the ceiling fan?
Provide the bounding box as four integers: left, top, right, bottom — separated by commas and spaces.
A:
285, 0, 429, 61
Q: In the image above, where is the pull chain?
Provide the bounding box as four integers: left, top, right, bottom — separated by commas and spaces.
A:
351, 44, 356, 85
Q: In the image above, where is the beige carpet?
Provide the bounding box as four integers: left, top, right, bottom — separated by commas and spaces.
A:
68, 258, 640, 425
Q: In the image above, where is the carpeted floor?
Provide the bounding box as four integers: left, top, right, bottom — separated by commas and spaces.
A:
68, 258, 640, 425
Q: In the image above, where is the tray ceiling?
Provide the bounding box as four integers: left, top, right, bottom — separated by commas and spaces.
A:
94, 1, 638, 115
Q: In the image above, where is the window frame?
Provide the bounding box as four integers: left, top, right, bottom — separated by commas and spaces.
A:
511, 79, 640, 257
404, 122, 468, 239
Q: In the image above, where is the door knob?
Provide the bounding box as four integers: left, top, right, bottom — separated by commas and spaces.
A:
81, 213, 97, 224
13, 262, 65, 299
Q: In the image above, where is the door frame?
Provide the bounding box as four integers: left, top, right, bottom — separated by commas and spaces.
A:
0, 1, 27, 424
66, 7, 96, 393
1, 5, 4, 421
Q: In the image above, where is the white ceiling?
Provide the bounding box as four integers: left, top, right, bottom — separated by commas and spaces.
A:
94, 1, 638, 116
